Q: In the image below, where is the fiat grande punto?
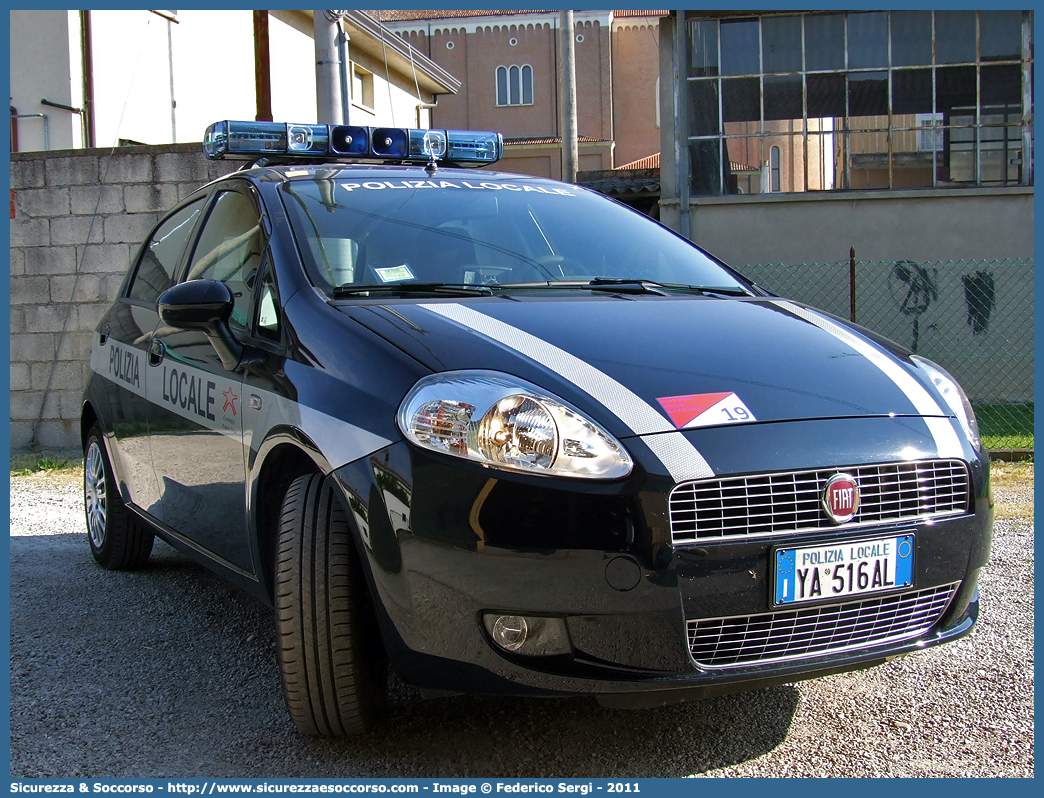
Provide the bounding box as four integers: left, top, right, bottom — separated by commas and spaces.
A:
81, 121, 992, 736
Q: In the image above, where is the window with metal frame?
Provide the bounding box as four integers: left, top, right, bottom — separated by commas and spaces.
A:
684, 10, 1032, 195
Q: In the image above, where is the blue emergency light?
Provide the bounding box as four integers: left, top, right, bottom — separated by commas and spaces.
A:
203, 120, 503, 166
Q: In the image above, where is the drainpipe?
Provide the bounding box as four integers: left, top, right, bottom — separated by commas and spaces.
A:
81, 10, 95, 147
314, 10, 343, 124
673, 10, 691, 240
338, 21, 351, 124
167, 14, 176, 141
10, 104, 18, 152
417, 97, 438, 128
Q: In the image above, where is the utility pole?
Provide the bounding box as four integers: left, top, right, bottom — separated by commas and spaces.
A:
253, 11, 273, 122
559, 10, 578, 183
314, 10, 343, 124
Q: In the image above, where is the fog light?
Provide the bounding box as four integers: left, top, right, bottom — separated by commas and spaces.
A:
490, 615, 528, 651
482, 613, 573, 656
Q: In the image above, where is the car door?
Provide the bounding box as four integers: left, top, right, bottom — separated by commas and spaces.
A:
93, 196, 207, 516
145, 185, 264, 572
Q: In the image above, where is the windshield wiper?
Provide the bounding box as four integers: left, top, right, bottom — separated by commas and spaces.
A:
585, 277, 671, 295
332, 282, 496, 298
681, 285, 754, 297
586, 278, 755, 297
495, 279, 672, 295
497, 278, 753, 297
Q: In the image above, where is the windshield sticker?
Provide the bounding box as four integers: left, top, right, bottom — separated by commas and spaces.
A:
374, 264, 415, 283
658, 392, 758, 429
340, 180, 574, 196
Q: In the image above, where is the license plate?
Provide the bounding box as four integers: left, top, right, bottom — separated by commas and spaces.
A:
773, 534, 914, 606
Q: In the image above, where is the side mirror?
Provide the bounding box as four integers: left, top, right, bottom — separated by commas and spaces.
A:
158, 279, 243, 370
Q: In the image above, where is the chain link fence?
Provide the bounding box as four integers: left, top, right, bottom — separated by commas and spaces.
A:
741, 258, 1034, 453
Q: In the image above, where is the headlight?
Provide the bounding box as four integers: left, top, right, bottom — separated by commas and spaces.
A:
397, 370, 633, 479
912, 356, 980, 449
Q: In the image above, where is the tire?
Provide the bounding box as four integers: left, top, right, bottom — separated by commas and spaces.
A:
276, 473, 387, 736
84, 427, 154, 570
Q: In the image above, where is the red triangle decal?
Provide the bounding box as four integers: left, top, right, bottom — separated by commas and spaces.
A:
657, 392, 732, 429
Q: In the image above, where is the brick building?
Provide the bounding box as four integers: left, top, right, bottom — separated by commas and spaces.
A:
380, 9, 665, 178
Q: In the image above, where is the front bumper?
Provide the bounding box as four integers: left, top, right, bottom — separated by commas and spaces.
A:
331, 417, 992, 699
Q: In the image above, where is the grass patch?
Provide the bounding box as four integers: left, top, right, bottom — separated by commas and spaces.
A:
990, 460, 1034, 523
10, 452, 83, 476
976, 402, 1034, 450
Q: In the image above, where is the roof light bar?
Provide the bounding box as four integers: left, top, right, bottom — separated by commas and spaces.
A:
203, 120, 502, 166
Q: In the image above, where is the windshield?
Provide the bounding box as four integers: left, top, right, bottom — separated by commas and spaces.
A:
280, 174, 748, 293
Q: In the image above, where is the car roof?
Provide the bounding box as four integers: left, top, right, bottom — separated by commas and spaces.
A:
221, 162, 574, 189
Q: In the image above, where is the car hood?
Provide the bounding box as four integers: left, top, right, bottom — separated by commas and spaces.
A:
345, 294, 955, 439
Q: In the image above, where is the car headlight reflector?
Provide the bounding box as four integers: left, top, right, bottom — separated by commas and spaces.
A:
411, 399, 474, 456
398, 371, 633, 479
912, 355, 980, 449
477, 395, 558, 469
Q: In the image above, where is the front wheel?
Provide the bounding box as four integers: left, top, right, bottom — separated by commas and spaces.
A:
84, 426, 154, 569
275, 473, 387, 736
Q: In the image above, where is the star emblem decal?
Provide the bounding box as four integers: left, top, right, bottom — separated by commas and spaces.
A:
223, 387, 239, 416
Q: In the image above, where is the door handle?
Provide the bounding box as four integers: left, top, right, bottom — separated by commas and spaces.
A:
148, 340, 165, 366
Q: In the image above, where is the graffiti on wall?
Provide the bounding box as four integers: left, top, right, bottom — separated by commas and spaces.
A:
961, 270, 996, 335
888, 261, 938, 353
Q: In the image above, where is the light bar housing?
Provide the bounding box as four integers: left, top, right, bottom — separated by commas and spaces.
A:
203, 120, 502, 166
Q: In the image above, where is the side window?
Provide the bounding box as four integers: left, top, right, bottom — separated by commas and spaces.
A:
186, 190, 265, 334
255, 264, 281, 343
127, 198, 205, 303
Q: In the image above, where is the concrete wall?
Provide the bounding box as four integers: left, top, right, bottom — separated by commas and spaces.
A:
9, 144, 240, 451
659, 187, 1034, 267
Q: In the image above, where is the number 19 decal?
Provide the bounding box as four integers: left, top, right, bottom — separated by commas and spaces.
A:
720, 405, 751, 422
657, 391, 758, 430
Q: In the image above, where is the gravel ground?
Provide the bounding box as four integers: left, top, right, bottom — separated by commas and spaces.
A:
9, 466, 1034, 778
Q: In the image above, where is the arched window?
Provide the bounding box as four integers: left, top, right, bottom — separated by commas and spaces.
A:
496, 65, 534, 106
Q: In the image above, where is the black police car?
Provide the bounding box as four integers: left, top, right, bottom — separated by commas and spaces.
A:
82, 120, 992, 736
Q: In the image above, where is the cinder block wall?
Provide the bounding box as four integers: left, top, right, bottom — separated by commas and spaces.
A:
9, 143, 239, 451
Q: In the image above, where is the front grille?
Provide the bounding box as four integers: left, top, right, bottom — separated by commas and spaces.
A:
687, 583, 959, 668
670, 459, 970, 544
